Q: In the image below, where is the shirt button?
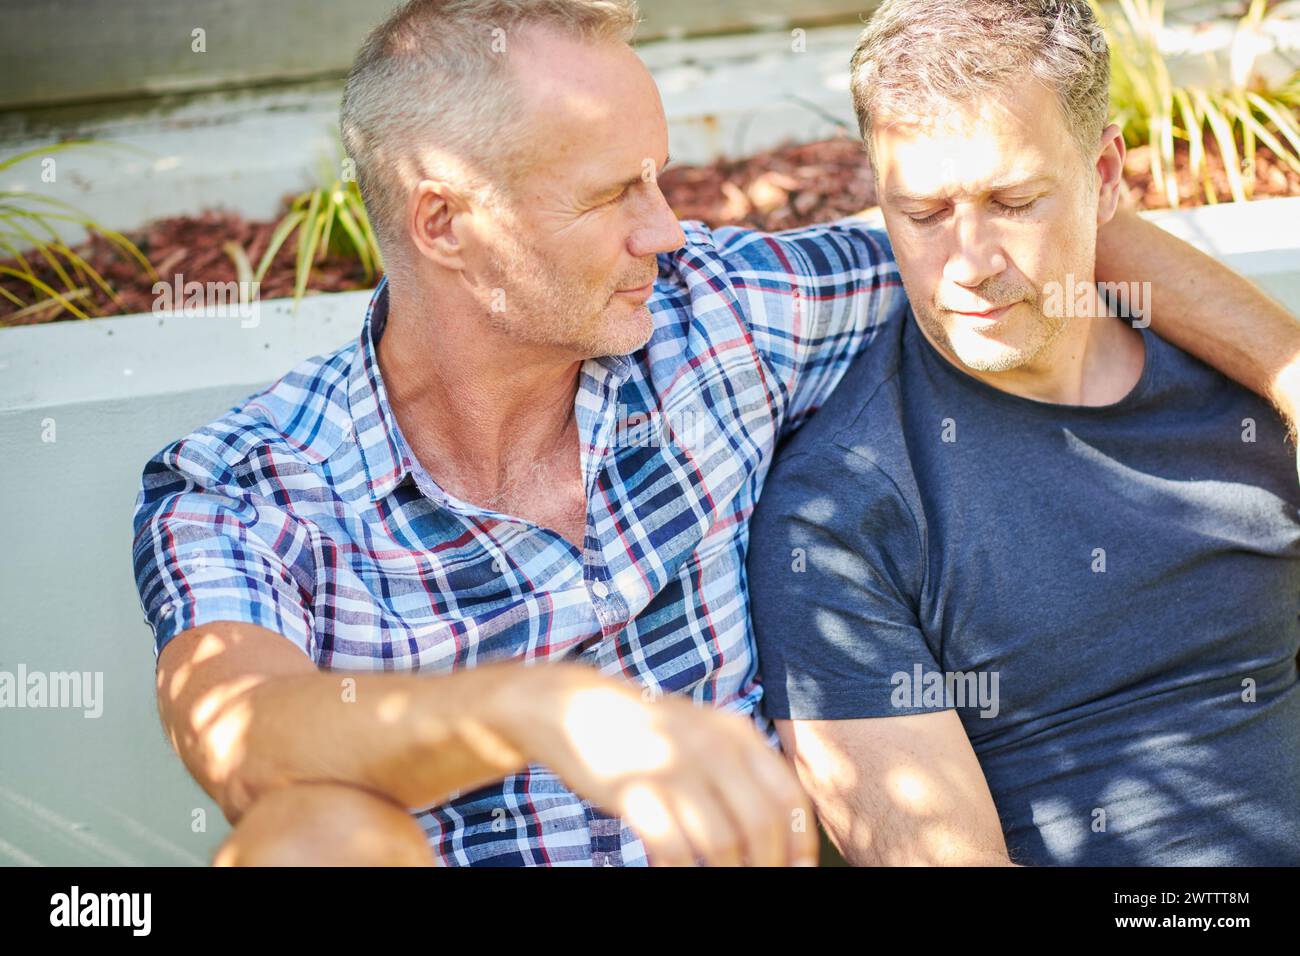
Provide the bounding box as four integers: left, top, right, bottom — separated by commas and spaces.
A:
591, 580, 609, 599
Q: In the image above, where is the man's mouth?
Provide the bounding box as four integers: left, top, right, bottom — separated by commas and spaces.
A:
947, 302, 1018, 321
614, 279, 655, 301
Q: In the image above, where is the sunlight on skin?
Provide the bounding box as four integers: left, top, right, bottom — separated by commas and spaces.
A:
347, 829, 419, 864
884, 104, 1026, 202
455, 718, 525, 770
164, 629, 227, 702
561, 687, 673, 777
163, 627, 810, 865
192, 673, 261, 731
165, 658, 191, 702
377, 690, 410, 723
191, 631, 227, 664
791, 720, 1006, 863
671, 793, 709, 841
161, 625, 529, 825
921, 822, 982, 864
203, 691, 255, 774
788, 723, 879, 854
791, 721, 859, 789
621, 783, 675, 841
838, 811, 876, 857
886, 768, 937, 812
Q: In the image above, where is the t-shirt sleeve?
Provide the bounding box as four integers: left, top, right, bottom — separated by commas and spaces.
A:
710, 219, 908, 437
131, 436, 317, 663
746, 446, 940, 720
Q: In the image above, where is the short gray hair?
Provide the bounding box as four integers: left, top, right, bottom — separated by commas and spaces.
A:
340, 0, 639, 278
850, 0, 1110, 169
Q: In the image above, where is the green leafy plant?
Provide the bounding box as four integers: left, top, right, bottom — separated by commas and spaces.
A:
0, 141, 155, 323
224, 152, 383, 310
1095, 0, 1300, 207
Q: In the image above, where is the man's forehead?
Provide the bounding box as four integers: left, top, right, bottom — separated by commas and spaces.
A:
508, 24, 658, 118
873, 95, 1065, 198
506, 26, 667, 185
874, 81, 1061, 142
881, 139, 1055, 200
525, 102, 668, 199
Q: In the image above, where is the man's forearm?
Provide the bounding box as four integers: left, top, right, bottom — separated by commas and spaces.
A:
1096, 206, 1300, 430
175, 658, 535, 821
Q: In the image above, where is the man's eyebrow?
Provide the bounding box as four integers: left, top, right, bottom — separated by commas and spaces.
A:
585, 154, 672, 202
887, 174, 1055, 204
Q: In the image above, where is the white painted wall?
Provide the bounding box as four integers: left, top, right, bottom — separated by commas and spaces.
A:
0, 200, 1298, 865
0, 291, 367, 865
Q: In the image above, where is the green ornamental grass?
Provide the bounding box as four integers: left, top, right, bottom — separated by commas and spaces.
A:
1094, 0, 1300, 207
0, 140, 155, 323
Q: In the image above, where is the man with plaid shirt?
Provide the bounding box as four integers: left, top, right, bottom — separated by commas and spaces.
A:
133, 0, 1300, 866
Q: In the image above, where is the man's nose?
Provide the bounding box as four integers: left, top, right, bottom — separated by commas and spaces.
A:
942, 208, 1007, 289
628, 181, 686, 258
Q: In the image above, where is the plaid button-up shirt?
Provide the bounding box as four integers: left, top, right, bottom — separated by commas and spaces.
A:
132, 218, 905, 865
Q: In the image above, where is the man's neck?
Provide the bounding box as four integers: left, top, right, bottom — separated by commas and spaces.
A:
923, 285, 1146, 406
377, 277, 583, 501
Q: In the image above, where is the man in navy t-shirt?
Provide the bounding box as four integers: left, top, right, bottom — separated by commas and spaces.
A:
746, 0, 1300, 865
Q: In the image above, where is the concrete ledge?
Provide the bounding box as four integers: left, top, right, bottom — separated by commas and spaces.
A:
1143, 198, 1300, 302
1, 289, 368, 411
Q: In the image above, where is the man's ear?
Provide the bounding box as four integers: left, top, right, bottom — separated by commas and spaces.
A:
408, 179, 469, 272
1094, 122, 1126, 227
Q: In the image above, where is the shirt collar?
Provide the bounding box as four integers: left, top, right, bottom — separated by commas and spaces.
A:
347, 277, 410, 502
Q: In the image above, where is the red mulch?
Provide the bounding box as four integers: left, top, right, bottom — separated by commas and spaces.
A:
657, 134, 878, 230
0, 204, 373, 327
3, 132, 1298, 326
1122, 138, 1300, 209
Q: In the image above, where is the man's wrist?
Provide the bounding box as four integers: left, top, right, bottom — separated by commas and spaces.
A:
472, 662, 575, 775
479, 660, 617, 774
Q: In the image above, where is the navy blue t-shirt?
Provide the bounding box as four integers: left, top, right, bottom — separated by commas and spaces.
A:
747, 314, 1300, 865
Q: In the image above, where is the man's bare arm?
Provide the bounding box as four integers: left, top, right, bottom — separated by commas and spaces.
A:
157, 621, 532, 818
1096, 207, 1300, 429
775, 711, 1016, 866
158, 620, 817, 866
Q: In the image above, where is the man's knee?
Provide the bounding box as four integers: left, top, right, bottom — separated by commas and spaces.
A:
214, 782, 435, 866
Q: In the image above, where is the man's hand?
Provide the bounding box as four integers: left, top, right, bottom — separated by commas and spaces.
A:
495, 664, 819, 867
